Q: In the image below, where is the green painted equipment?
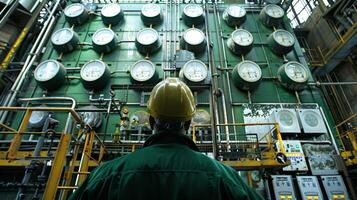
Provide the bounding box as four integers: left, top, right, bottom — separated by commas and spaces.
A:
92, 28, 118, 54
179, 59, 208, 84
34, 60, 67, 91
227, 29, 254, 55
141, 4, 162, 26
259, 4, 284, 28
180, 28, 206, 54
135, 28, 161, 55
267, 29, 295, 56
130, 60, 160, 84
182, 4, 205, 27
64, 3, 89, 26
51, 28, 79, 54
101, 3, 124, 26
277, 61, 310, 91
231, 60, 262, 91
80, 60, 111, 91
222, 5, 246, 28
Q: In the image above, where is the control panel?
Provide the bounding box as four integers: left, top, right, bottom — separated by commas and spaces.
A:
296, 176, 323, 200
321, 175, 349, 200
271, 175, 297, 200
276, 140, 308, 171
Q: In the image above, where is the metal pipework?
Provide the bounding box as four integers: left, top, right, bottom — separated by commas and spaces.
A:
308, 81, 357, 86
0, 0, 61, 123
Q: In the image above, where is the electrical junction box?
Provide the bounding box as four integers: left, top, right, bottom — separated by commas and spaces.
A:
297, 109, 328, 135
271, 175, 297, 200
270, 109, 301, 134
276, 140, 308, 171
321, 175, 349, 200
296, 176, 323, 200
303, 144, 339, 175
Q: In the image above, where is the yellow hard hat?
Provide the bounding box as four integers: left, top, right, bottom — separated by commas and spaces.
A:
147, 78, 196, 122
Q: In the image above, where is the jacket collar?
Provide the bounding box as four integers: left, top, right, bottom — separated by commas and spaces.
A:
143, 130, 199, 151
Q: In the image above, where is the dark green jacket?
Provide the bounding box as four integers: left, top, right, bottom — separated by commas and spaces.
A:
69, 132, 263, 200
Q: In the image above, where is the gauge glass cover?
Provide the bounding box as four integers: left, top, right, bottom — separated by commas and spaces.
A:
285, 62, 308, 83
227, 5, 246, 18
137, 29, 159, 45
232, 29, 253, 46
273, 30, 295, 47
35, 60, 60, 82
101, 3, 121, 17
278, 111, 294, 127
51, 28, 74, 45
29, 111, 46, 125
142, 4, 161, 17
93, 28, 115, 45
238, 61, 261, 82
131, 60, 156, 82
265, 4, 284, 18
184, 5, 203, 18
81, 60, 106, 81
303, 111, 319, 127
184, 29, 205, 45
183, 60, 208, 82
64, 3, 84, 18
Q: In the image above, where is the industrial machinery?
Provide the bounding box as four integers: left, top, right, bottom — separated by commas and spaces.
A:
0, 0, 353, 199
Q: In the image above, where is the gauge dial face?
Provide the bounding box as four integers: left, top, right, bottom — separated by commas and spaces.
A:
303, 111, 319, 127
184, 28, 205, 45
29, 111, 46, 125
35, 60, 60, 82
64, 3, 85, 18
101, 3, 121, 17
130, 60, 156, 82
278, 110, 294, 127
226, 5, 246, 18
285, 62, 308, 83
184, 4, 203, 18
81, 60, 107, 81
92, 28, 115, 45
51, 28, 74, 45
142, 4, 161, 17
273, 30, 295, 47
237, 61, 262, 82
265, 4, 284, 18
232, 29, 253, 46
137, 28, 159, 45
183, 60, 208, 82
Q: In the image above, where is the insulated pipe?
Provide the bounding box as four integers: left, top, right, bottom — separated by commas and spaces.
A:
0, 0, 61, 123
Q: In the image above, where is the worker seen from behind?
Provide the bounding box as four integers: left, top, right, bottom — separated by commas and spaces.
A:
70, 77, 263, 200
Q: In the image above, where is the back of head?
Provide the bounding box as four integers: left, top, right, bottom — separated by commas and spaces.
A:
147, 77, 196, 131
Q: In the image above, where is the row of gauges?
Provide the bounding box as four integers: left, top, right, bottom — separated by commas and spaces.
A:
64, 3, 162, 26
222, 4, 285, 28
51, 27, 161, 55
231, 60, 310, 91
33, 59, 209, 91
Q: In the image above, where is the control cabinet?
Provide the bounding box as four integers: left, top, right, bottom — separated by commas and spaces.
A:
276, 140, 308, 171
321, 175, 349, 200
271, 175, 297, 200
296, 176, 323, 200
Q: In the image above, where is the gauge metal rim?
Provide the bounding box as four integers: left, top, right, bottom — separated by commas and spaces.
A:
101, 3, 122, 18
231, 29, 254, 47
264, 4, 284, 18
34, 60, 61, 82
130, 60, 156, 82
236, 60, 262, 83
183, 4, 204, 18
183, 28, 205, 45
136, 28, 159, 46
273, 29, 295, 47
51, 28, 75, 46
225, 5, 246, 18
182, 59, 208, 82
92, 28, 116, 46
283, 61, 309, 83
80, 60, 108, 82
141, 4, 161, 18
64, 3, 85, 18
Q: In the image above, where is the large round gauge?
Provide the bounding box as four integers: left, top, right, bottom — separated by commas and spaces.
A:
182, 4, 205, 26
101, 3, 124, 26
130, 60, 159, 83
80, 60, 111, 90
64, 3, 89, 26
232, 60, 262, 91
135, 28, 161, 55
180, 28, 206, 54
79, 106, 103, 129
227, 29, 253, 55
141, 4, 162, 26
180, 60, 208, 83
259, 4, 284, 27
34, 60, 67, 91
277, 61, 309, 91
92, 28, 118, 54
28, 110, 49, 129
222, 5, 246, 27
267, 29, 295, 56
51, 28, 79, 54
